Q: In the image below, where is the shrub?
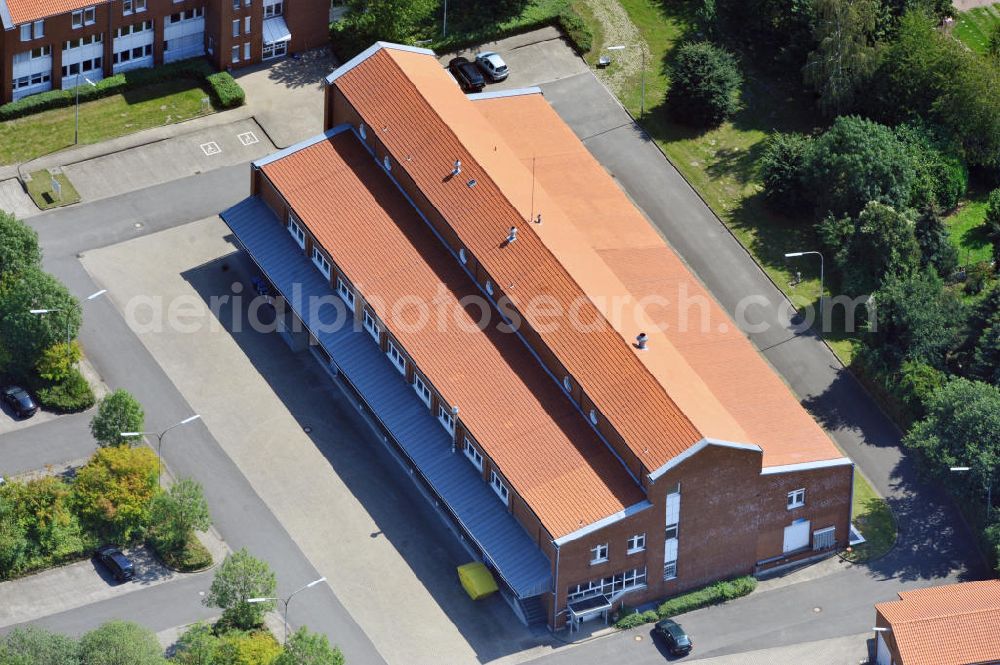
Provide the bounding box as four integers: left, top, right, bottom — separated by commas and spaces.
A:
656, 575, 756, 617
35, 367, 96, 413
896, 360, 946, 421
207, 72, 245, 109
214, 630, 282, 665
78, 620, 166, 665
72, 446, 158, 542
914, 206, 959, 278
275, 627, 345, 665
558, 7, 593, 54
148, 478, 211, 558
894, 123, 968, 211
614, 609, 658, 629
173, 623, 218, 665
986, 188, 1000, 265
667, 41, 742, 127
36, 341, 83, 383
0, 626, 79, 665
757, 132, 811, 211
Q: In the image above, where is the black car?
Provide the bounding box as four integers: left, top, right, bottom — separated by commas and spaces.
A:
2, 386, 38, 419
448, 57, 485, 92
95, 545, 134, 582
655, 618, 692, 656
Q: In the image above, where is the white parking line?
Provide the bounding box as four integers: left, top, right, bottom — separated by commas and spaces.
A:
238, 131, 259, 146
200, 141, 221, 156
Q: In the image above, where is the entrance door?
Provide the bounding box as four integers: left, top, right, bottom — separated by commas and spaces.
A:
783, 519, 811, 553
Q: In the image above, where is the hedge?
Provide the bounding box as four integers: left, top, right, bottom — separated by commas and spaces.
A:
0, 57, 243, 122
33, 367, 96, 413
614, 576, 758, 629
557, 6, 593, 55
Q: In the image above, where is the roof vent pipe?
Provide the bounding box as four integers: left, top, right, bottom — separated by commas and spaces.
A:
507, 226, 518, 244
451, 405, 460, 416
535, 213, 542, 224
636, 332, 648, 350
452, 160, 462, 176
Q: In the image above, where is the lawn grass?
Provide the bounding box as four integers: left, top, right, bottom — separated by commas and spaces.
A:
843, 470, 897, 563
426, 0, 572, 52
154, 535, 213, 573
609, 0, 861, 362
945, 187, 994, 266
25, 169, 80, 209
953, 3, 1000, 55
0, 79, 216, 165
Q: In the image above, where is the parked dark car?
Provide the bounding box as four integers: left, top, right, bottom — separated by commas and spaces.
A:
94, 545, 134, 582
2, 386, 38, 419
448, 57, 485, 92
655, 618, 692, 656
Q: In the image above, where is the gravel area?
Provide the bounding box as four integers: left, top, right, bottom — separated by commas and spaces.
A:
586, 0, 651, 97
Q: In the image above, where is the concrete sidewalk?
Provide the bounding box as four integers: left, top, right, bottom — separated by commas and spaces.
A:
688, 632, 871, 664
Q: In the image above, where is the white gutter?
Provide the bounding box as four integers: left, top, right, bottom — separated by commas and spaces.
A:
759, 457, 854, 475
325, 41, 436, 85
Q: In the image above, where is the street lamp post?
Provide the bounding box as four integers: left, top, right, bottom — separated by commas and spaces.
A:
30, 290, 108, 368
248, 576, 327, 644
74, 73, 97, 145
121, 414, 201, 487
950, 466, 993, 521
606, 44, 646, 118
785, 251, 825, 334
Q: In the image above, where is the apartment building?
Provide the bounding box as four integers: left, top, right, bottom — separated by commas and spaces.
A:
0, 0, 329, 103
221, 42, 855, 630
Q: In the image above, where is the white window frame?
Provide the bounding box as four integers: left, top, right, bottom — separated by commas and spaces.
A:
590, 543, 609, 565
382, 155, 391, 171
626, 533, 646, 555
490, 470, 509, 505
787, 488, 806, 510
363, 309, 379, 342
264, 0, 284, 17
336, 278, 356, 312
412, 374, 432, 407
664, 537, 678, 580
286, 213, 306, 249
437, 405, 455, 435
463, 437, 483, 471
71, 10, 83, 28
567, 568, 647, 603
84, 7, 96, 25
485, 280, 494, 296
244, 16, 251, 33
135, 0, 146, 11
243, 41, 251, 61
20, 24, 31, 41
231, 44, 240, 64
311, 247, 331, 279
232, 0, 240, 9
232, 19, 240, 37
33, 20, 44, 38
459, 248, 467, 264
386, 340, 406, 375
123, 0, 134, 13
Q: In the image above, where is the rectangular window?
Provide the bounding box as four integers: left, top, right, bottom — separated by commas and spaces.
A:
245, 16, 251, 33
123, 0, 133, 13
626, 533, 646, 554
233, 0, 240, 8
590, 543, 609, 565
135, 0, 146, 11
412, 374, 432, 407
20, 24, 31, 41
437, 405, 455, 434
566, 568, 648, 603
490, 470, 509, 505
664, 537, 678, 580
286, 213, 305, 249
231, 45, 240, 63
336, 278, 355, 312
31, 46, 51, 58
787, 488, 806, 509
33, 20, 44, 38
72, 11, 83, 28
363, 310, 379, 342
264, 0, 284, 17
813, 526, 836, 551
84, 7, 96, 25
232, 19, 240, 37
463, 438, 483, 471
386, 340, 406, 375
311, 247, 331, 279
244, 42, 251, 61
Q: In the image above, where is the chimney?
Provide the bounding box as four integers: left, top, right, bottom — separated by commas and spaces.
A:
507, 226, 518, 244
452, 160, 462, 176
636, 332, 648, 350
535, 213, 542, 224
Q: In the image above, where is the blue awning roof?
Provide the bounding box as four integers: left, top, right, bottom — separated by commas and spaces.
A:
220, 197, 553, 599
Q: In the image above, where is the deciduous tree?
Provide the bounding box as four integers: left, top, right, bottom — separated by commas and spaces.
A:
803, 0, 878, 116
149, 478, 211, 554
89, 389, 145, 447
71, 446, 158, 542
275, 628, 345, 665
0, 267, 80, 376
0, 211, 41, 279
667, 41, 743, 127
78, 621, 165, 665
203, 549, 277, 630
0, 626, 79, 665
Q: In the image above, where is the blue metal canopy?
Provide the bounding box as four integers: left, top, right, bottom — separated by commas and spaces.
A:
221, 197, 554, 599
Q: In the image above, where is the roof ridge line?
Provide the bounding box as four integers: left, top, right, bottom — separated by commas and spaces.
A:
888, 604, 1000, 625
367, 50, 706, 456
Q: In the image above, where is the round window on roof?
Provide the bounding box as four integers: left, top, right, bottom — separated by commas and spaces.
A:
459, 248, 467, 264
563, 376, 572, 392
383, 155, 391, 171
359, 123, 367, 140
485, 280, 494, 295
589, 409, 598, 425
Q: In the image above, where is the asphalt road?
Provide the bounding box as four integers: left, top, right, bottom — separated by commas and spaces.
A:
3, 165, 388, 665
0, 411, 97, 476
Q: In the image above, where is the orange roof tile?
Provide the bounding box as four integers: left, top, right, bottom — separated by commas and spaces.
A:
2, 0, 99, 25
473, 92, 845, 468
333, 46, 710, 475
261, 131, 644, 539
876, 581, 1000, 665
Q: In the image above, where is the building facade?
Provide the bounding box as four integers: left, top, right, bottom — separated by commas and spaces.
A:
222, 42, 856, 630
0, 0, 329, 103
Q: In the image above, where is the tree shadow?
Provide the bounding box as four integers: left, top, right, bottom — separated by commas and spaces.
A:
961, 221, 992, 252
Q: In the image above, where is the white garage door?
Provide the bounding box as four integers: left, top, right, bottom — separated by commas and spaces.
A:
876, 632, 891, 665
783, 519, 811, 553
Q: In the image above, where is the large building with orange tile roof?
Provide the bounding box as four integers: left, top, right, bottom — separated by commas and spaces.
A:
0, 0, 328, 103
874, 580, 1000, 665
221, 42, 855, 630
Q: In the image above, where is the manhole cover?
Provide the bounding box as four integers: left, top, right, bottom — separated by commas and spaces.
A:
813, 607, 822, 613
634, 635, 642, 641
134, 222, 143, 229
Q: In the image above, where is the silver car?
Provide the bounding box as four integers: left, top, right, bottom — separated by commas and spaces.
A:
475, 52, 509, 82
